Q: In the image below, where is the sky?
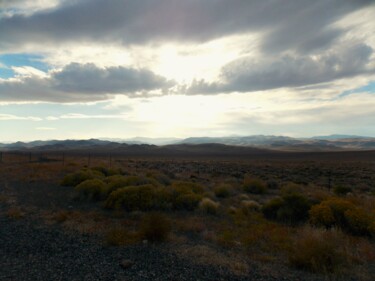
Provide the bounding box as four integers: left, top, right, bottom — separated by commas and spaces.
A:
0, 0, 375, 142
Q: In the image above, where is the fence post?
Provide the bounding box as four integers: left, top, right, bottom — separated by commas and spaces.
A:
328, 171, 332, 190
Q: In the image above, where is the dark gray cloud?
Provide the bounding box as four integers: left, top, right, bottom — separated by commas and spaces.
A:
52, 63, 172, 93
0, 0, 372, 53
0, 63, 173, 102
187, 44, 374, 94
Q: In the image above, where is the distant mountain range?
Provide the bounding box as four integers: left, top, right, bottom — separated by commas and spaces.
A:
0, 135, 374, 152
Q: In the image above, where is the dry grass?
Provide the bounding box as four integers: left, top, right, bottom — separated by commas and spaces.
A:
6, 207, 24, 219
288, 226, 352, 274
140, 212, 171, 243
105, 226, 139, 246
175, 216, 206, 234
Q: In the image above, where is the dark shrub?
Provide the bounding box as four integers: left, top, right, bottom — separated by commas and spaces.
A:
262, 197, 284, 220
174, 193, 202, 211
333, 185, 352, 196
262, 193, 311, 224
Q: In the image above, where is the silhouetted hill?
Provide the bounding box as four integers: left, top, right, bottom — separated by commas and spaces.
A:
1, 135, 375, 152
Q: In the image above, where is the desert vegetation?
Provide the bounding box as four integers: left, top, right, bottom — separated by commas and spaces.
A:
1, 151, 375, 280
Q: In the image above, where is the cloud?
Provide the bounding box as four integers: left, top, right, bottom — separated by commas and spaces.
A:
58, 113, 128, 120
0, 63, 173, 102
0, 113, 42, 121
12, 66, 47, 77
187, 44, 375, 94
0, 0, 372, 52
35, 127, 56, 130
52, 63, 172, 93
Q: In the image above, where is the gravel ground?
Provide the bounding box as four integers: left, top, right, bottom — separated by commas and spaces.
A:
0, 209, 329, 281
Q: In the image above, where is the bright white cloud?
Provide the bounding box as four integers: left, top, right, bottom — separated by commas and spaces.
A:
12, 66, 47, 78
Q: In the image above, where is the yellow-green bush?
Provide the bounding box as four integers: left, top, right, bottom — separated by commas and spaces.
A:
92, 166, 121, 177
168, 181, 205, 211
309, 203, 335, 228
243, 176, 267, 194
344, 207, 373, 236
171, 181, 205, 194
61, 169, 103, 187
146, 171, 171, 185
105, 184, 157, 211
105, 175, 161, 194
214, 184, 232, 198
75, 179, 109, 201
199, 198, 220, 215
241, 200, 261, 213
281, 182, 303, 196
309, 197, 374, 236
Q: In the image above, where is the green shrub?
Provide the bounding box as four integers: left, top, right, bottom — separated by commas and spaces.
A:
61, 169, 103, 187
105, 184, 156, 211
75, 179, 109, 201
262, 193, 311, 224
333, 185, 352, 196
199, 198, 220, 215
140, 213, 171, 243
214, 184, 231, 198
243, 177, 267, 194
289, 227, 350, 274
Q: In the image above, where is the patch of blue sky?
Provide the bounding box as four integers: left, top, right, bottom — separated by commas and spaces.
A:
0, 53, 50, 78
0, 67, 15, 79
339, 81, 375, 98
